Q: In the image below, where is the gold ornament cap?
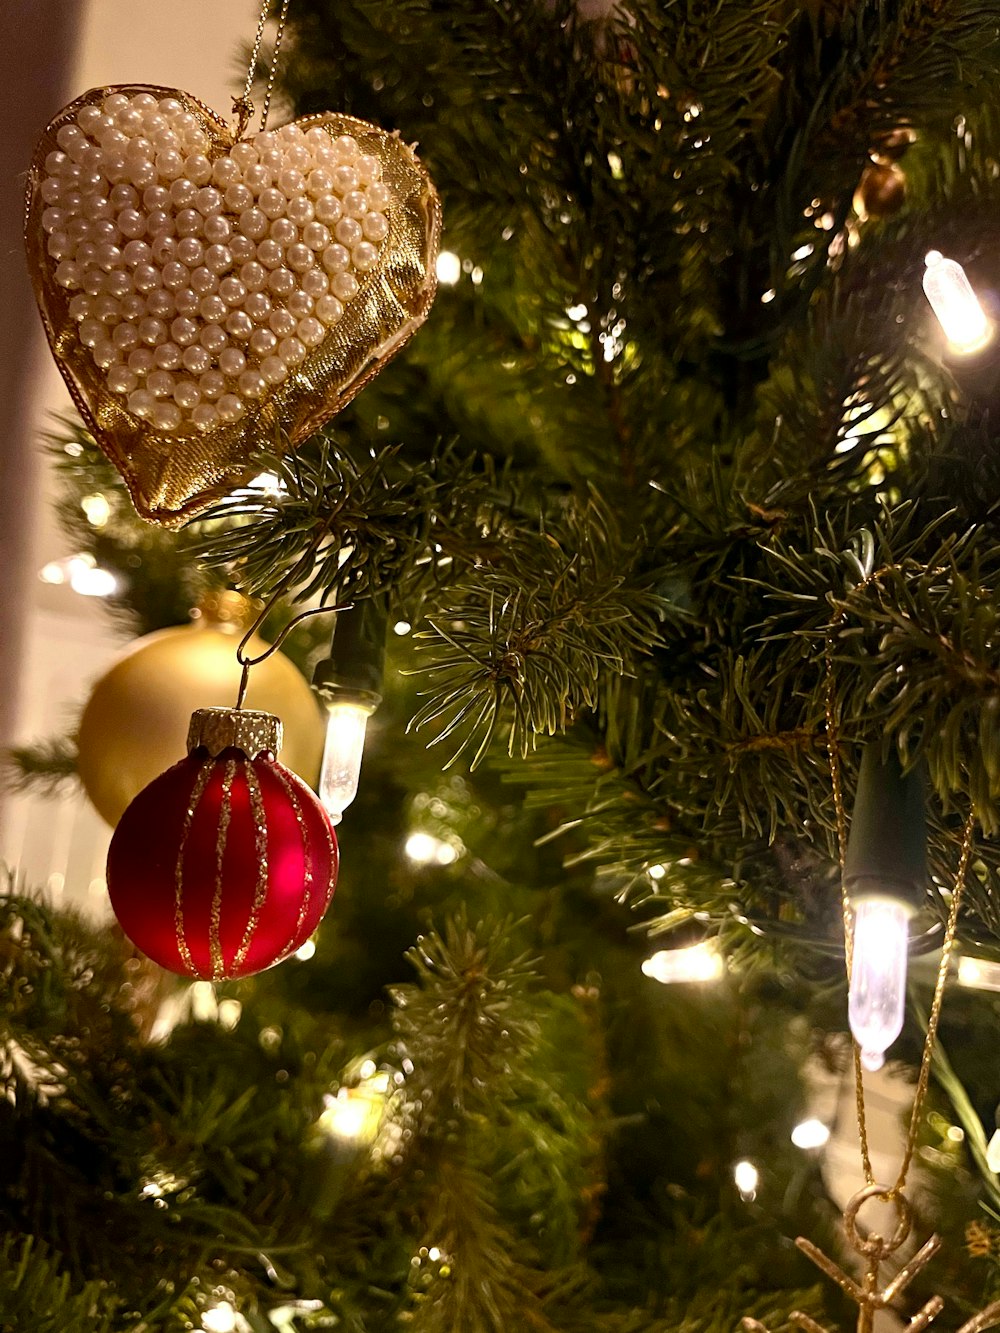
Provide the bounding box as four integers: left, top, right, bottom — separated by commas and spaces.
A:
187, 707, 282, 759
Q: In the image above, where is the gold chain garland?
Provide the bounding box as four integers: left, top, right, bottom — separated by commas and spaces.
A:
232, 0, 293, 139
745, 577, 991, 1333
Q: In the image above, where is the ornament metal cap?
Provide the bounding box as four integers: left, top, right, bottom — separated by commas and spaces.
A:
187, 707, 282, 759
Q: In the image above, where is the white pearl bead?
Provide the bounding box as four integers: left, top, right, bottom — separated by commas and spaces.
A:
79, 318, 104, 347
199, 369, 226, 400
169, 177, 198, 208
269, 308, 296, 338
321, 244, 350, 274
249, 328, 277, 357
138, 317, 167, 345
150, 234, 177, 264
362, 211, 389, 243
286, 195, 315, 225
287, 290, 313, 318
365, 183, 392, 212
198, 294, 226, 323
146, 289, 174, 318
192, 403, 219, 431
194, 186, 222, 216
302, 221, 331, 250
211, 156, 239, 188
200, 323, 227, 353
219, 276, 247, 307
239, 207, 268, 241
154, 342, 183, 370
267, 268, 296, 299
107, 364, 138, 394
161, 262, 189, 290
230, 142, 258, 171
146, 210, 174, 237
332, 272, 359, 302
183, 344, 211, 375
117, 209, 145, 239
143, 185, 171, 212
353, 241, 378, 272
246, 294, 273, 323
174, 289, 200, 315
225, 183, 253, 213
259, 188, 286, 220
204, 244, 234, 275
256, 239, 283, 270
93, 339, 119, 368
147, 369, 175, 398
176, 237, 203, 267
238, 369, 267, 399
191, 267, 217, 295
297, 316, 325, 348
184, 154, 212, 186
269, 217, 297, 246
314, 193, 342, 225
225, 310, 254, 340
219, 347, 246, 376
171, 317, 198, 346
68, 293, 93, 320
287, 243, 314, 272
174, 379, 200, 409
302, 268, 329, 297
332, 165, 359, 195
335, 217, 363, 248
316, 294, 343, 325
175, 208, 202, 238
240, 261, 267, 292
119, 239, 149, 268
307, 168, 333, 197
260, 355, 287, 386
112, 322, 140, 351
230, 236, 255, 263
216, 394, 245, 422
204, 214, 232, 244
120, 292, 145, 320
332, 135, 359, 162
128, 388, 155, 418
343, 191, 368, 220
355, 154, 382, 184
151, 401, 182, 432
244, 164, 271, 193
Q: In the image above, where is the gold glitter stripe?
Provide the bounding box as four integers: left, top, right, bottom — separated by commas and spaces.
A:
210, 759, 237, 980
270, 766, 315, 962
231, 761, 270, 973
174, 758, 214, 977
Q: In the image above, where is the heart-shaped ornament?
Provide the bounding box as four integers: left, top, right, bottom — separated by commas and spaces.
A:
26, 86, 441, 527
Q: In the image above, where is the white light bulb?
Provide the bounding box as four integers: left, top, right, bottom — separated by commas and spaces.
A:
923, 250, 992, 355
848, 898, 910, 1072
640, 941, 724, 985
319, 700, 372, 824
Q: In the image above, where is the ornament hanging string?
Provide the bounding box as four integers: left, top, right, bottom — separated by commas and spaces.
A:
824, 573, 976, 1201
232, 0, 293, 139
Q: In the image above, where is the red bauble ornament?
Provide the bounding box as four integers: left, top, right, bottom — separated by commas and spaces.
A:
108, 708, 338, 980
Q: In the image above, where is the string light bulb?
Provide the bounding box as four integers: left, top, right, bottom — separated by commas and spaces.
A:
312, 599, 387, 825
843, 745, 927, 1073
922, 250, 992, 355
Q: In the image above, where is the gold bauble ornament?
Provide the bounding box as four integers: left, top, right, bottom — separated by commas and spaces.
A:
26, 84, 441, 527
77, 605, 324, 827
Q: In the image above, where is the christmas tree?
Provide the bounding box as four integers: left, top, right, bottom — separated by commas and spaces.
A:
8, 1, 1000, 1328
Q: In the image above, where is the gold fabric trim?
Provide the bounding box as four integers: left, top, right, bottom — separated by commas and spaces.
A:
232, 760, 270, 972
187, 707, 282, 759
26, 84, 442, 528
210, 758, 237, 980
174, 756, 213, 977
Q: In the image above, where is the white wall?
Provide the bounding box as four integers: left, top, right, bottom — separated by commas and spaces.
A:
2, 1, 262, 907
